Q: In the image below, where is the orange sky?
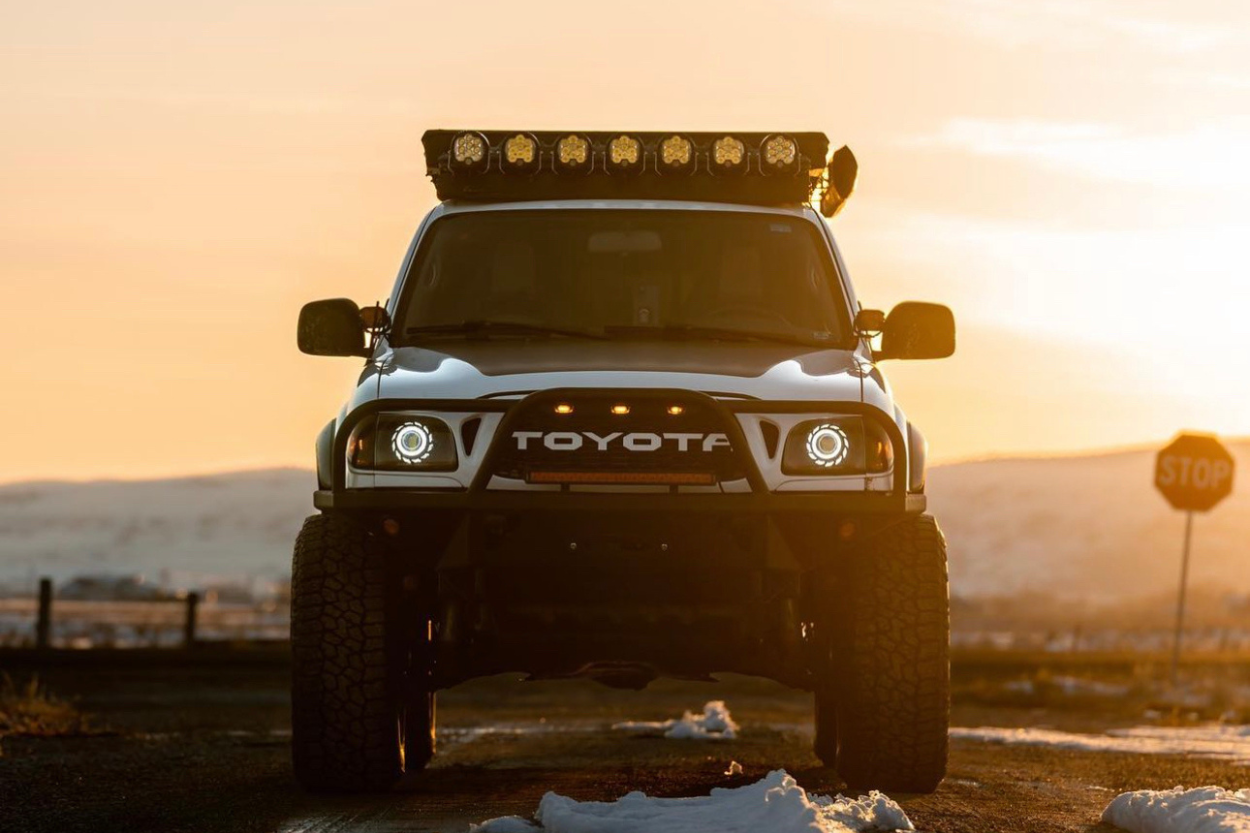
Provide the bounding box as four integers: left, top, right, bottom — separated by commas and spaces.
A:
2, 0, 1248, 482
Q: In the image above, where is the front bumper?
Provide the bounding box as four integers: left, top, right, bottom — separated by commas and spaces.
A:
314, 488, 926, 514
314, 488, 925, 689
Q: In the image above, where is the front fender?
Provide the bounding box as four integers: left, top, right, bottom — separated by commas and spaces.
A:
907, 422, 928, 493
315, 420, 336, 490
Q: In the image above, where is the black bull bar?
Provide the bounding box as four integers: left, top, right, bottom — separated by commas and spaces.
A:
315, 388, 924, 514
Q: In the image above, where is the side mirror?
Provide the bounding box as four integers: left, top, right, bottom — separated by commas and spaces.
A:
876, 302, 955, 361
298, 298, 368, 357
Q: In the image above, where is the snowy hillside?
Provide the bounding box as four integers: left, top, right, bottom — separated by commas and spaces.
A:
0, 441, 1246, 601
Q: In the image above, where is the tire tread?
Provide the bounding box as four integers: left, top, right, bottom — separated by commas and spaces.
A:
820, 514, 950, 794
291, 514, 406, 792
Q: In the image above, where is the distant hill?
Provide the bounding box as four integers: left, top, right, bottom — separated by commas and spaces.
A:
927, 440, 1250, 601
0, 469, 313, 590
1, 444, 1247, 601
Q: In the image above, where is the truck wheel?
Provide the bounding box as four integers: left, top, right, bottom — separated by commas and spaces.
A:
813, 696, 838, 764
290, 513, 434, 792
814, 514, 949, 794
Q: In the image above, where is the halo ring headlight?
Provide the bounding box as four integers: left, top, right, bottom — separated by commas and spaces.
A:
805, 423, 849, 468
392, 421, 434, 464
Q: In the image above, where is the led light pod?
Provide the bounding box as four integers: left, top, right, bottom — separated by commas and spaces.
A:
607, 134, 643, 173
658, 134, 694, 173
710, 135, 747, 175
555, 133, 592, 173
760, 133, 799, 175
502, 132, 540, 173
450, 131, 489, 173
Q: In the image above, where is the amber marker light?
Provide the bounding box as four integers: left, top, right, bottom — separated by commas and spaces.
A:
611, 404, 631, 415
554, 403, 574, 415
667, 405, 685, 416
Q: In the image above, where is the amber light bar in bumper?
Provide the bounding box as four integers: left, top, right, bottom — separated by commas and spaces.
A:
528, 471, 717, 486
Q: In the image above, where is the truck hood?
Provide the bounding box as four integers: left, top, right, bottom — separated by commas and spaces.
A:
371, 340, 885, 404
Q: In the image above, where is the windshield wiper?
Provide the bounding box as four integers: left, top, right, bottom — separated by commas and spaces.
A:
405, 320, 606, 341
604, 324, 832, 347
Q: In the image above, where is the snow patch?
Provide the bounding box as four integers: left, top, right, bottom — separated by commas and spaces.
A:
1052, 676, 1132, 697
439, 721, 592, 750
1001, 675, 1132, 698
471, 769, 913, 833
952, 724, 1250, 765
1102, 786, 1250, 833
614, 700, 739, 741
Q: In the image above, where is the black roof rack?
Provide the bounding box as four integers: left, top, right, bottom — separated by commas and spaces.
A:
422, 130, 857, 216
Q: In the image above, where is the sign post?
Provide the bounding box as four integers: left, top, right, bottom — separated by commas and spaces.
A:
1154, 433, 1235, 685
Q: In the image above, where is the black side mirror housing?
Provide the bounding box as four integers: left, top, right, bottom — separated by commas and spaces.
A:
876, 302, 956, 361
298, 298, 369, 357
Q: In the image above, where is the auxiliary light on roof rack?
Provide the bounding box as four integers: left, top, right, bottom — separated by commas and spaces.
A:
422, 130, 858, 218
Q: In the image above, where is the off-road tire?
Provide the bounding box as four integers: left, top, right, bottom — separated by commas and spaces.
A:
813, 696, 838, 765
814, 514, 950, 793
290, 513, 434, 792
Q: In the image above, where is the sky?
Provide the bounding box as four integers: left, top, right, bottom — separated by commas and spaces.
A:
2, 0, 1248, 482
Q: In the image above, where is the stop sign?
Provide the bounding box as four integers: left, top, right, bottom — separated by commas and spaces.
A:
1155, 433, 1235, 512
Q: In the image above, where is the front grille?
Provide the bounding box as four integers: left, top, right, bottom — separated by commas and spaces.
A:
489, 394, 745, 484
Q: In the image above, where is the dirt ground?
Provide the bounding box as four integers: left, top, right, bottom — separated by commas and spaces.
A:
1, 652, 1246, 833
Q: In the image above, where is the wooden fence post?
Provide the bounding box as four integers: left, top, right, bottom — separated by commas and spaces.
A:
35, 577, 52, 650
183, 592, 199, 647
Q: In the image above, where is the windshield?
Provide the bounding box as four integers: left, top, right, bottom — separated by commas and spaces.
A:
394, 209, 850, 347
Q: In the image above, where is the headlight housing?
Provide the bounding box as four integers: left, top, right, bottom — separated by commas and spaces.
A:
781, 417, 894, 476
348, 415, 458, 471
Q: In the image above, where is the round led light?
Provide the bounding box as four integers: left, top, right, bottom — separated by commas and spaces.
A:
805, 423, 849, 468
392, 422, 434, 463
607, 135, 642, 171
556, 133, 590, 169
450, 131, 488, 172
710, 136, 746, 174
761, 134, 799, 174
659, 135, 693, 171
502, 133, 538, 171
